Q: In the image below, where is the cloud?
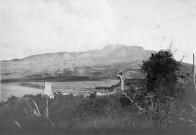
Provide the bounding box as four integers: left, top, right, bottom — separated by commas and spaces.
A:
0, 0, 196, 63
0, 0, 116, 59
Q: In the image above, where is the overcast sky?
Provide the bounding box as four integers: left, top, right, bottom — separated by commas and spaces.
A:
0, 0, 196, 63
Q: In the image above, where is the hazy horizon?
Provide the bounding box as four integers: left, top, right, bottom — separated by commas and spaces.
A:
0, 0, 196, 63
0, 44, 189, 63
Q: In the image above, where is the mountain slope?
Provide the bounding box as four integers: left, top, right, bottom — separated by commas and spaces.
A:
1, 44, 155, 81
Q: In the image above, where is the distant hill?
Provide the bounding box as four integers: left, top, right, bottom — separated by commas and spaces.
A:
1, 44, 191, 82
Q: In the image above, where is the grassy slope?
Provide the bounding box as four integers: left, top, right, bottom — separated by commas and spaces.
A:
0, 97, 26, 128
0, 94, 195, 135
1, 61, 193, 84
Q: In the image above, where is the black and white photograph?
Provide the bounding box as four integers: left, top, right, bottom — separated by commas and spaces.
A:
0, 0, 196, 134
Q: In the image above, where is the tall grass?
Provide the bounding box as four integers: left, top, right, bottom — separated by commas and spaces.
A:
0, 81, 196, 133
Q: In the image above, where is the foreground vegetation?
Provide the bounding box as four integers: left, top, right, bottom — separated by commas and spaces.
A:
0, 49, 196, 134
0, 84, 195, 134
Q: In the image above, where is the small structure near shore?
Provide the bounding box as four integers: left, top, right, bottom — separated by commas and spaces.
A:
44, 82, 54, 99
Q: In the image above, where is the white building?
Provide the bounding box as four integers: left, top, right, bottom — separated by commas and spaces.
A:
44, 82, 54, 99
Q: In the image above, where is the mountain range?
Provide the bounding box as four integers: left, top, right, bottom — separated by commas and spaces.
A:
0, 44, 162, 82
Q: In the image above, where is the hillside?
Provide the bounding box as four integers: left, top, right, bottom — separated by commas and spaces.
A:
1, 44, 193, 83
1, 45, 155, 82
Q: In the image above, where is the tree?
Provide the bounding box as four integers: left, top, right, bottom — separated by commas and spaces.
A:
142, 49, 182, 97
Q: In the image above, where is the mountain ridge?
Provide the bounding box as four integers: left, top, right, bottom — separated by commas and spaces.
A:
2, 44, 153, 61
1, 44, 156, 81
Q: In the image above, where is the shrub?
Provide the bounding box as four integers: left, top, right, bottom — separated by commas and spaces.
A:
142, 50, 182, 97
76, 95, 121, 118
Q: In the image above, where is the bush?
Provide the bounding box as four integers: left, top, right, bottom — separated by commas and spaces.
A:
142, 50, 182, 97
76, 95, 121, 118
